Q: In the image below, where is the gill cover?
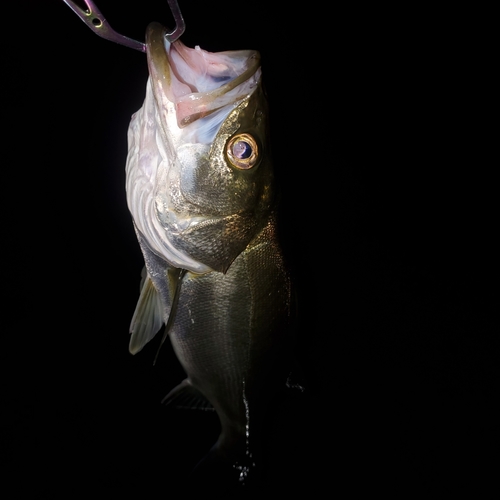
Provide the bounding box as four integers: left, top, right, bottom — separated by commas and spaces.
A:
126, 22, 275, 274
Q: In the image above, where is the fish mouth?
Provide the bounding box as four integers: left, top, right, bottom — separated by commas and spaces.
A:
146, 22, 261, 128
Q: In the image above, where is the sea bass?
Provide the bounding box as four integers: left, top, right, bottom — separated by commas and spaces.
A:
126, 22, 295, 487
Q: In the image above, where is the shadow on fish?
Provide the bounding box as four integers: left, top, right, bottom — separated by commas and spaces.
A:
63, 0, 303, 493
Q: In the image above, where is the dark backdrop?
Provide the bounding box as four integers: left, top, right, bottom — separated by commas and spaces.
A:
4, 1, 496, 496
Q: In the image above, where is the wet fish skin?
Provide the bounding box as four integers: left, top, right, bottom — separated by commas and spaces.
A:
126, 22, 294, 488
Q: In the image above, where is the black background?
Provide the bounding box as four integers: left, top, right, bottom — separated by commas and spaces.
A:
4, 0, 496, 496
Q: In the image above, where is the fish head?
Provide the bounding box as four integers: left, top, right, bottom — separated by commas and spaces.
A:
126, 22, 275, 274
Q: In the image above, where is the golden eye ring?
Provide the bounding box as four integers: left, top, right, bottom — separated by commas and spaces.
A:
226, 133, 259, 170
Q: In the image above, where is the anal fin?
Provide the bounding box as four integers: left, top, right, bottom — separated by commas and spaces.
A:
161, 379, 214, 411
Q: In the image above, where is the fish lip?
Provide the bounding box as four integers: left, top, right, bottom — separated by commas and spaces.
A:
145, 22, 261, 128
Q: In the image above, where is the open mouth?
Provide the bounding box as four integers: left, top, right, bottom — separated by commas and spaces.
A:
146, 22, 261, 128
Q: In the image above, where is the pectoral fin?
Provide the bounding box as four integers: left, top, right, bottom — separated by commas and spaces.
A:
153, 267, 186, 365
129, 267, 164, 354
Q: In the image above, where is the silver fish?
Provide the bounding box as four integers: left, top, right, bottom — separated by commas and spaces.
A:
125, 22, 295, 488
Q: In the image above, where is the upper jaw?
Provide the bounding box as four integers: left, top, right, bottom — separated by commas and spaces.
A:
145, 22, 261, 129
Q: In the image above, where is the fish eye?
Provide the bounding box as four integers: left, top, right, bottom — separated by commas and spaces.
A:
226, 133, 259, 170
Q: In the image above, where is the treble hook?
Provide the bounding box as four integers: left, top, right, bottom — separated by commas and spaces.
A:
62, 0, 186, 52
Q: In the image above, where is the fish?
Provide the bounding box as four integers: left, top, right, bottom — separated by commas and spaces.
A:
125, 21, 296, 491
